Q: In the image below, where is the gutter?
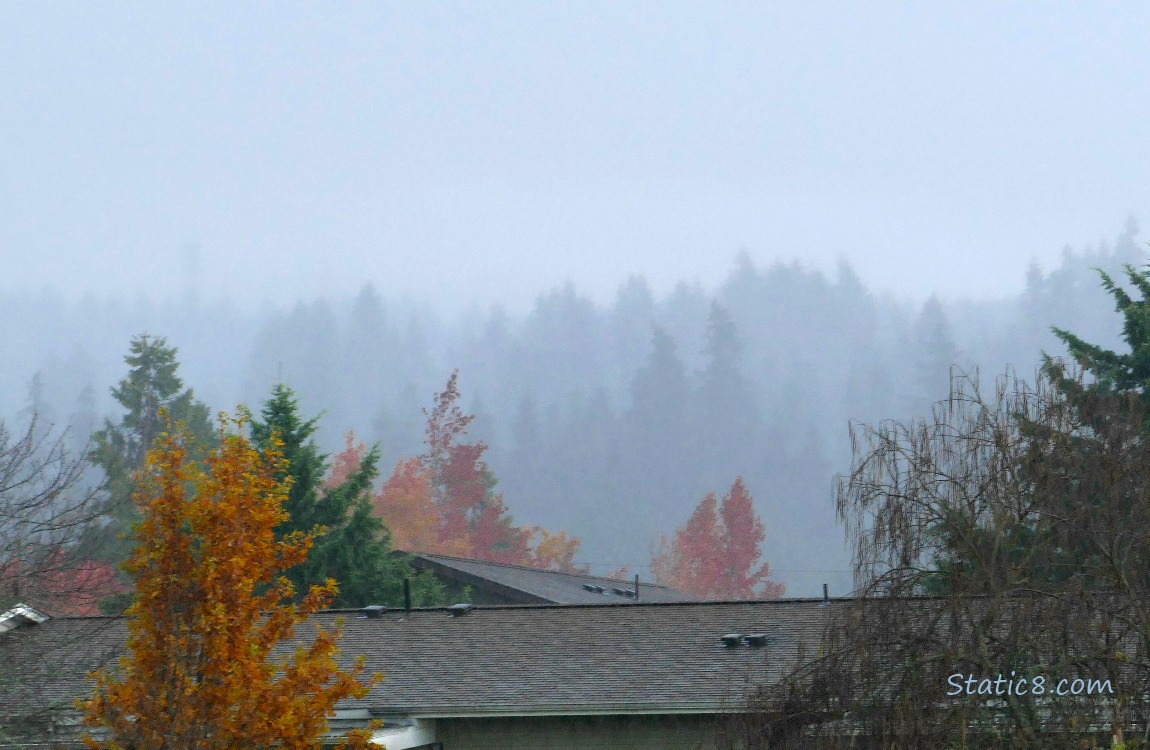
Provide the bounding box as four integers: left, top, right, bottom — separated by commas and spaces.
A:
373, 703, 742, 719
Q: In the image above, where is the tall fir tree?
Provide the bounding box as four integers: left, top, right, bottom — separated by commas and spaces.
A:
86, 334, 215, 565
247, 384, 442, 608
910, 295, 959, 410
695, 303, 763, 489
623, 326, 694, 549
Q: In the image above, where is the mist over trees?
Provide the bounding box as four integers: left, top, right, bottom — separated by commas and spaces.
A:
1, 221, 1143, 595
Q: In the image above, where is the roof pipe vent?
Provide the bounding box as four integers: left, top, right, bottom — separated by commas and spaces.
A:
720, 633, 744, 648
448, 603, 475, 617
821, 583, 830, 607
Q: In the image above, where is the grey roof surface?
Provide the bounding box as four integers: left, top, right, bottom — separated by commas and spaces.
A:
0, 599, 844, 720
409, 552, 696, 604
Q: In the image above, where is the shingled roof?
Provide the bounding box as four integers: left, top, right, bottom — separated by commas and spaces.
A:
407, 551, 696, 604
0, 599, 843, 724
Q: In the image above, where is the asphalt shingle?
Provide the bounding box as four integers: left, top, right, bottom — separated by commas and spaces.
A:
0, 599, 841, 720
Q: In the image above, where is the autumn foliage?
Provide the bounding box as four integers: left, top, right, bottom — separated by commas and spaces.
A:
529, 528, 582, 572
325, 431, 368, 491
329, 372, 585, 572
651, 476, 784, 599
82, 414, 380, 750
372, 457, 444, 554
0, 556, 126, 616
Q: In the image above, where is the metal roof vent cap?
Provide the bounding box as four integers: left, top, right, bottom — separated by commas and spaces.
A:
362, 605, 386, 619
744, 633, 771, 648
720, 633, 744, 648
582, 584, 607, 594
448, 603, 475, 616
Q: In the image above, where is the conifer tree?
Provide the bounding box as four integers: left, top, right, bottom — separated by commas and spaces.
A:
1048, 263, 1150, 418
86, 334, 215, 566
626, 327, 694, 528
911, 295, 959, 407
247, 384, 441, 608
695, 303, 763, 487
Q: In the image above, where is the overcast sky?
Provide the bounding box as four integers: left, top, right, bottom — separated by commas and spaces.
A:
3, 3, 1149, 313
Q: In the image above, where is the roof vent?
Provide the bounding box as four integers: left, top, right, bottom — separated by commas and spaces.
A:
448, 603, 475, 617
720, 633, 744, 648
582, 584, 607, 594
612, 587, 636, 598
0, 604, 50, 634
744, 633, 771, 648
361, 605, 386, 619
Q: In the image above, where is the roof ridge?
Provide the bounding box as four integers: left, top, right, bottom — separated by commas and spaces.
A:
411, 551, 678, 588
51, 594, 1053, 621
42, 598, 847, 622
313, 597, 845, 614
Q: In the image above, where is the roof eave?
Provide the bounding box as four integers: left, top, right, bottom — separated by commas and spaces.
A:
376, 703, 742, 719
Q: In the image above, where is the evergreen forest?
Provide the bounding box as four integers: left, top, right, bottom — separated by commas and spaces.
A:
2, 220, 1142, 596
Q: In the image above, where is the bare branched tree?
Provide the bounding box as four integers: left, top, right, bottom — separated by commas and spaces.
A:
0, 411, 110, 615
0, 412, 121, 743
725, 368, 1150, 749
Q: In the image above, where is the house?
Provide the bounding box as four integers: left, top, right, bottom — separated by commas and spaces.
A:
406, 551, 696, 605
0, 598, 840, 749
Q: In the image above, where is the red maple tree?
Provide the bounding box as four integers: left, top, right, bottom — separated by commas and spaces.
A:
418, 372, 533, 565
651, 476, 784, 600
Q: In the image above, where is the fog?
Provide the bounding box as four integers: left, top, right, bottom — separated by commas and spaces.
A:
2, 4, 1148, 595
6, 4, 1150, 309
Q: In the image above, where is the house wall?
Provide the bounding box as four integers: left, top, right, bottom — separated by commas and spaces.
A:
435, 714, 723, 750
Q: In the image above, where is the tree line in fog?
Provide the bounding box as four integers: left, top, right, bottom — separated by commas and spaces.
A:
0, 219, 1142, 595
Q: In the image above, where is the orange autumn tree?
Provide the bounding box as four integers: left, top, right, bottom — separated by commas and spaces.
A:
361, 372, 586, 572
421, 372, 592, 569
373, 456, 446, 554
651, 492, 725, 596
325, 436, 464, 557
651, 476, 785, 600
82, 414, 380, 750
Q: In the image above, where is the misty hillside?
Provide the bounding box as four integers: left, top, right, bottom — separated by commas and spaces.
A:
1, 220, 1142, 596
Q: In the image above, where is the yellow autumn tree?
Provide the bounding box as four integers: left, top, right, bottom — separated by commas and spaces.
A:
82, 413, 380, 750
530, 528, 585, 573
